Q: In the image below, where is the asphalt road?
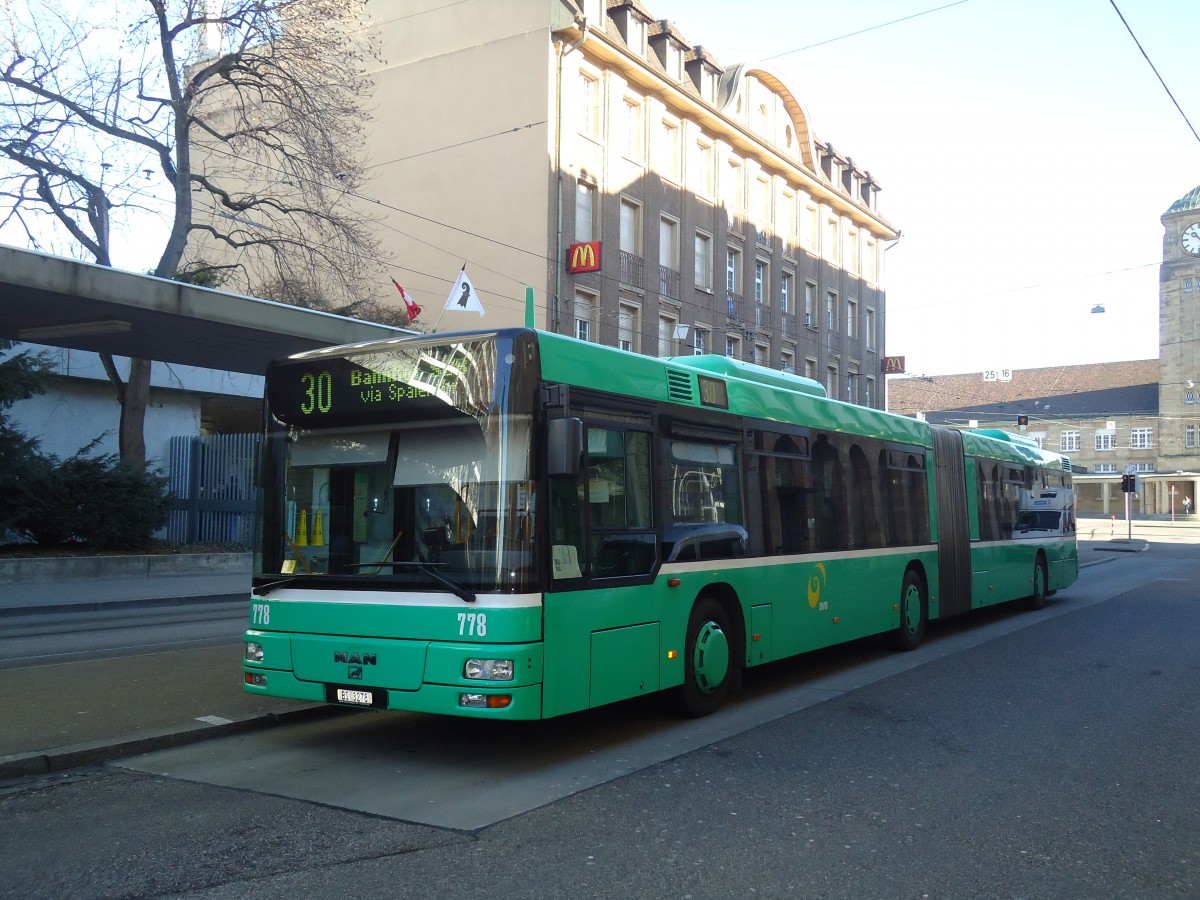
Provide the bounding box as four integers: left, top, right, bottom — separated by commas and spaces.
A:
1, 541, 1196, 899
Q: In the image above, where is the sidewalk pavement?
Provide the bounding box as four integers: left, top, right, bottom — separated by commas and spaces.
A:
0, 535, 1145, 781
1, 566, 328, 780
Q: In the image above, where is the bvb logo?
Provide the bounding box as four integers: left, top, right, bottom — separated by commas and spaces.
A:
806, 562, 827, 609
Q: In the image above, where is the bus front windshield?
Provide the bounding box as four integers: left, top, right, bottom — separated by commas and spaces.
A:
256, 335, 538, 594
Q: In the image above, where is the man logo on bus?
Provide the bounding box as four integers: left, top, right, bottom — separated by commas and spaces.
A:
807, 563, 827, 609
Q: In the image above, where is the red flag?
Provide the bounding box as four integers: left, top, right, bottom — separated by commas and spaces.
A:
391, 277, 422, 321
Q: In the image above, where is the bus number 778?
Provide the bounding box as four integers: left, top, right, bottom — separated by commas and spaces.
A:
457, 612, 487, 637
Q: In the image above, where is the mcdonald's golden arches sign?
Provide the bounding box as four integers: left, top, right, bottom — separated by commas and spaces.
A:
567, 241, 601, 273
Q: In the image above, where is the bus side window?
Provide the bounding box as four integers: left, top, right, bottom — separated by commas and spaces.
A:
667, 439, 742, 527
758, 433, 811, 555
586, 428, 655, 578
811, 433, 844, 551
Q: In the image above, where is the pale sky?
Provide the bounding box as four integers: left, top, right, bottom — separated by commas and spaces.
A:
647, 0, 1200, 376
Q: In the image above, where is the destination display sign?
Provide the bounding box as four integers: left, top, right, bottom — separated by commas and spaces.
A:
268, 341, 487, 426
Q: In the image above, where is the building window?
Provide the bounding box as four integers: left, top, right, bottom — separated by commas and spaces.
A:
619, 198, 643, 285
1130, 427, 1153, 449
725, 333, 741, 359
802, 203, 818, 250
695, 231, 713, 291
864, 377, 874, 407
846, 372, 859, 404
575, 181, 596, 243
826, 366, 838, 398
1094, 463, 1117, 474
658, 312, 678, 358
780, 272, 793, 314
754, 260, 767, 305
1095, 431, 1115, 452
620, 197, 642, 254
659, 216, 679, 268
659, 117, 681, 182
754, 176, 771, 230
693, 139, 714, 197
824, 216, 840, 263
1187, 424, 1197, 449
754, 342, 768, 366
781, 348, 795, 373
845, 227, 859, 273
579, 71, 600, 137
825, 291, 838, 332
726, 158, 744, 211
865, 237, 878, 282
865, 308, 876, 350
779, 190, 796, 243
693, 327, 709, 355
623, 96, 644, 159
659, 216, 680, 298
846, 299, 858, 340
618, 302, 641, 353
805, 282, 816, 327
574, 291, 598, 342
1061, 431, 1080, 452
726, 246, 741, 294
805, 358, 817, 381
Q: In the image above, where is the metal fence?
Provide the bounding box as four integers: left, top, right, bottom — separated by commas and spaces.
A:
167, 433, 260, 547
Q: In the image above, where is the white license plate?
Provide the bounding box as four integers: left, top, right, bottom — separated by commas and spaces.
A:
335, 688, 374, 706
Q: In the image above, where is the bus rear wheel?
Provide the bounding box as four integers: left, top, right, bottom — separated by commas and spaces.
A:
894, 569, 927, 651
1027, 556, 1049, 610
679, 596, 734, 717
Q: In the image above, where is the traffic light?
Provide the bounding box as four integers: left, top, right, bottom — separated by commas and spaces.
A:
1016, 415, 1029, 428
1121, 473, 1137, 493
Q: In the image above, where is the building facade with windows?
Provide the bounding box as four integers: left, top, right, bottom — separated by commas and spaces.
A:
298, 0, 897, 409
887, 184, 1200, 517
552, 2, 896, 407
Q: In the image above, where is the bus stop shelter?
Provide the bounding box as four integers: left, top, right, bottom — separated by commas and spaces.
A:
0, 244, 410, 374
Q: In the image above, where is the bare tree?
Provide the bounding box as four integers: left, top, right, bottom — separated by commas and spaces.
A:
0, 0, 383, 466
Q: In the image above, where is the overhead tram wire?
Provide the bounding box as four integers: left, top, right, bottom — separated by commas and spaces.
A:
365, 121, 546, 170
763, 0, 976, 60
1108, 0, 1200, 146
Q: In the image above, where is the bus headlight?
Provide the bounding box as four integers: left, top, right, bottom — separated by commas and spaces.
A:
464, 658, 514, 681
459, 693, 512, 709
245, 641, 264, 662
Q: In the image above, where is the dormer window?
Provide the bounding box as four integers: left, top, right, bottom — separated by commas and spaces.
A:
686, 46, 723, 103
649, 20, 688, 82
610, 3, 649, 55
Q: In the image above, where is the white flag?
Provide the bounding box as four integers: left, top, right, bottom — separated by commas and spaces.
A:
444, 267, 485, 316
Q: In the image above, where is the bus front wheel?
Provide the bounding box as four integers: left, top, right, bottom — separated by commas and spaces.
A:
894, 569, 927, 651
679, 596, 734, 717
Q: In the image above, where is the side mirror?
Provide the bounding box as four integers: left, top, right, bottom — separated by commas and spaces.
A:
546, 417, 583, 477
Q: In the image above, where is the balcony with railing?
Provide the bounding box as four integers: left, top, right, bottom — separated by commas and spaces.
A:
826, 330, 842, 355
780, 312, 796, 339
725, 291, 744, 323
658, 265, 680, 300
619, 251, 643, 286
754, 300, 771, 329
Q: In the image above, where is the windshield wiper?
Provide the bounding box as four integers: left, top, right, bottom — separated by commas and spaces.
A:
385, 560, 477, 603
256, 575, 302, 596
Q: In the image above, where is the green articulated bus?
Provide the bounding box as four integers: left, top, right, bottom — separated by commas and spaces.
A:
244, 327, 1078, 719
